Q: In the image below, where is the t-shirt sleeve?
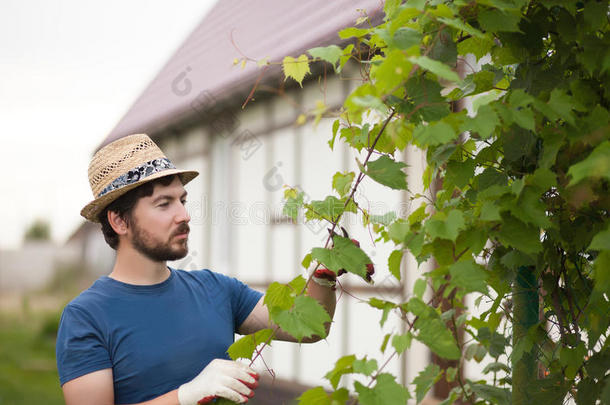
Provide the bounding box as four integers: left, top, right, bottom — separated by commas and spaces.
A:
226, 276, 264, 330
55, 304, 112, 386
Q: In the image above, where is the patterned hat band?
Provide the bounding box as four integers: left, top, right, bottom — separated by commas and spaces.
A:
97, 157, 176, 198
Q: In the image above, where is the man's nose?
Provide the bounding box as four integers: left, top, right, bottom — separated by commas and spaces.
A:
176, 202, 191, 223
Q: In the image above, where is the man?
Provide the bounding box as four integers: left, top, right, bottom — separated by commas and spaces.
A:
56, 134, 338, 405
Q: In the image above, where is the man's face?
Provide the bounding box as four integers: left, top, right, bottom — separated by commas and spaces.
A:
126, 176, 191, 262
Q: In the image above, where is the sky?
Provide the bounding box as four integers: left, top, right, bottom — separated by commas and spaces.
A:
0, 0, 217, 249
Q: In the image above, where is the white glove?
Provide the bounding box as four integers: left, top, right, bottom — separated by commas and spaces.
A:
177, 359, 259, 405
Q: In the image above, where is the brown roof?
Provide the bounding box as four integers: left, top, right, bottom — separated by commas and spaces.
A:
101, 0, 383, 148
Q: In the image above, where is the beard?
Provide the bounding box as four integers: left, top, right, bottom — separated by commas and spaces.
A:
130, 219, 190, 262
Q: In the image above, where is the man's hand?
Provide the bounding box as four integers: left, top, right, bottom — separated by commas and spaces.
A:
177, 359, 259, 405
312, 228, 375, 289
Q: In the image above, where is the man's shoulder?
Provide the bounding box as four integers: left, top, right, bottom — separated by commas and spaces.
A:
173, 268, 221, 280
172, 268, 238, 288
63, 278, 111, 313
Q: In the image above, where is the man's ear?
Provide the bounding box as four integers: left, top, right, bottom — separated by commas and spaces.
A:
108, 210, 129, 235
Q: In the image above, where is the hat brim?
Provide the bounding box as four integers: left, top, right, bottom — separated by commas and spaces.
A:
80, 169, 199, 223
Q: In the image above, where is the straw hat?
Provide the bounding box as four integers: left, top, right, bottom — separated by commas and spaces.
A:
81, 134, 199, 222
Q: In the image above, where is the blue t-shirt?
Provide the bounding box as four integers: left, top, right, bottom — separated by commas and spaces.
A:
55, 268, 263, 404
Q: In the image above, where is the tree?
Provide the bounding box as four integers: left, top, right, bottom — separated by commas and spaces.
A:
227, 1, 610, 404
23, 219, 51, 242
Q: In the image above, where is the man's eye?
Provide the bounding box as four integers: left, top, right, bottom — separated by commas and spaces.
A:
158, 202, 169, 207
181, 200, 187, 205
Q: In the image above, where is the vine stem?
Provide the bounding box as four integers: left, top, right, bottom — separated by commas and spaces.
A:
249, 108, 397, 369
245, 25, 435, 394
298, 107, 397, 296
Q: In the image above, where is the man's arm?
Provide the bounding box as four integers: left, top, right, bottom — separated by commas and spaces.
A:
238, 279, 336, 342
62, 369, 116, 405
62, 359, 257, 405
62, 370, 174, 405
62, 369, 181, 405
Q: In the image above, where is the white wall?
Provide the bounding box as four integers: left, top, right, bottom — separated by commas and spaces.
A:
0, 241, 78, 292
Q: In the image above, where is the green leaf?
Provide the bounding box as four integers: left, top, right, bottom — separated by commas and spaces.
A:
590, 227, 610, 250
547, 88, 575, 125
324, 355, 355, 389
311, 235, 372, 279
458, 36, 494, 61
482, 362, 511, 374
388, 219, 410, 244
374, 119, 412, 152
308, 45, 342, 67
350, 94, 389, 114
391, 333, 412, 354
324, 355, 378, 392
364, 155, 408, 190
507, 187, 552, 228
329, 119, 340, 150
445, 159, 476, 189
413, 121, 456, 147
380, 333, 391, 353
288, 275, 307, 294
428, 3, 454, 18
338, 27, 370, 39
575, 377, 601, 405
407, 297, 437, 319
369, 211, 397, 225
449, 260, 489, 294
383, 0, 401, 19
298, 386, 330, 405
415, 318, 461, 360
271, 295, 330, 342
464, 104, 499, 139
227, 328, 273, 360
480, 200, 501, 222
509, 89, 534, 108
306, 196, 353, 221
353, 357, 378, 376
331, 388, 350, 404
408, 203, 428, 225
429, 27, 457, 65
567, 141, 610, 186
372, 50, 412, 94
338, 44, 354, 72
409, 56, 461, 82
495, 214, 542, 254
282, 54, 310, 87
479, 9, 522, 33
413, 364, 442, 404
446, 367, 458, 382
414, 278, 427, 299
470, 383, 511, 405
593, 251, 610, 294
302, 253, 312, 269
438, 17, 485, 38
511, 108, 535, 131
402, 76, 451, 122
393, 27, 422, 50
526, 168, 557, 191
332, 171, 355, 197
354, 373, 410, 405
388, 249, 403, 281
601, 377, 610, 405
425, 210, 466, 242
264, 282, 294, 311
368, 298, 397, 327
283, 188, 304, 221
500, 250, 534, 270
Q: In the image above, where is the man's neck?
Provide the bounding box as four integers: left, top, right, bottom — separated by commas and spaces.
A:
109, 245, 170, 285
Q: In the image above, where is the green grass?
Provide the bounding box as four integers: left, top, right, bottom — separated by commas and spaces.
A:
0, 311, 64, 405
